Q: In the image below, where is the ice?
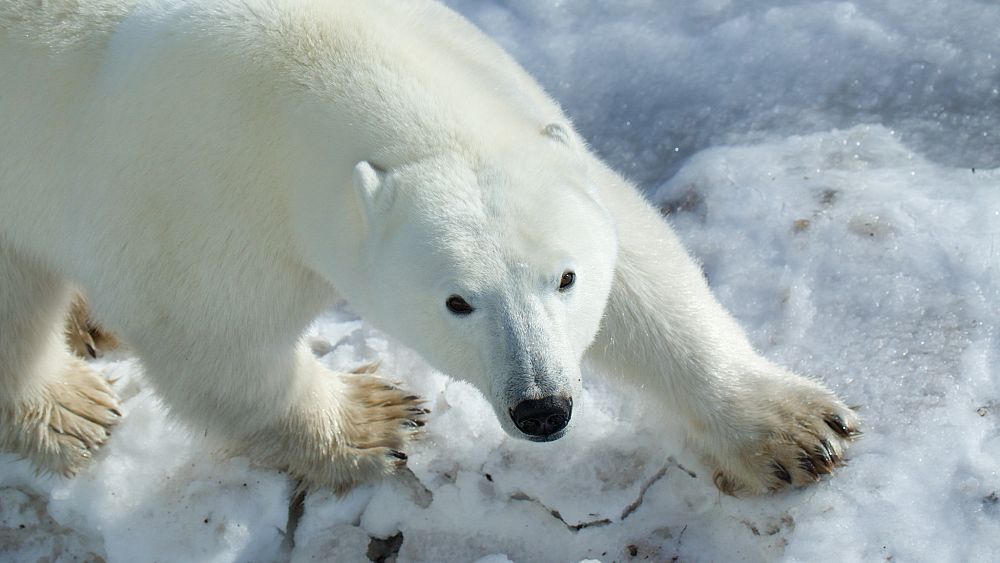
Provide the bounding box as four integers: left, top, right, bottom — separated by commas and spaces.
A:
3, 0, 1000, 561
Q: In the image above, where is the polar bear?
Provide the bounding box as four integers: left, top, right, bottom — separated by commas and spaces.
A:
0, 0, 859, 495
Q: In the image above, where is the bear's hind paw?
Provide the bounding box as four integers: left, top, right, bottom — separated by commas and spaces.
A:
64, 293, 119, 359
0, 360, 121, 477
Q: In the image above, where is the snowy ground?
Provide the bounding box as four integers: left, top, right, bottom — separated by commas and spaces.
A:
3, 1, 1000, 561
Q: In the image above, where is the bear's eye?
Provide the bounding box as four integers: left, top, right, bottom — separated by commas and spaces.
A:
446, 295, 474, 315
558, 270, 576, 292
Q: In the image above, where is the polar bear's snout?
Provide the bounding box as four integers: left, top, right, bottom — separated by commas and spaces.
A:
509, 396, 572, 441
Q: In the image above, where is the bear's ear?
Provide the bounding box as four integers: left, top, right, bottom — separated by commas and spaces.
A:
353, 160, 391, 227
544, 122, 599, 198
542, 122, 574, 146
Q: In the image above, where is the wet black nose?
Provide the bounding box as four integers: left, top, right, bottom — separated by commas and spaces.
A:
510, 396, 572, 438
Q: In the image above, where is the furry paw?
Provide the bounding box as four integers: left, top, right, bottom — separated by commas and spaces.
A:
239, 365, 427, 494
703, 374, 860, 496
0, 360, 121, 477
64, 293, 119, 359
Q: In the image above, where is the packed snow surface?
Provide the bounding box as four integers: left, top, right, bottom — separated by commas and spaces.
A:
3, 0, 999, 561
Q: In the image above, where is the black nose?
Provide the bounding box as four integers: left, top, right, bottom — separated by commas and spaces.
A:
510, 396, 572, 438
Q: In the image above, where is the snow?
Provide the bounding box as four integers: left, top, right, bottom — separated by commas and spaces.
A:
2, 0, 999, 561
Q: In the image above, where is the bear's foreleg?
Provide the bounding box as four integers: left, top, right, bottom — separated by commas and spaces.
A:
0, 247, 121, 476
138, 340, 425, 493
586, 160, 860, 495
228, 352, 427, 493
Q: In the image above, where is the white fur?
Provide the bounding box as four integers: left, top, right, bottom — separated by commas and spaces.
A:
0, 0, 858, 493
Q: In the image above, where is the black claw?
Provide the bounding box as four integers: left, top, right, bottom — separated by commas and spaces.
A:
824, 414, 852, 437
402, 419, 425, 429
822, 439, 841, 464
403, 395, 420, 402
389, 450, 408, 460
811, 449, 834, 473
85, 344, 97, 359
408, 407, 431, 415
772, 462, 792, 484
110, 408, 122, 417
798, 455, 819, 478
814, 442, 833, 464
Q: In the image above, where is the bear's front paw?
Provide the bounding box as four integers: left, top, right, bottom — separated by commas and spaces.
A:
238, 366, 427, 494
0, 360, 121, 477
704, 376, 860, 496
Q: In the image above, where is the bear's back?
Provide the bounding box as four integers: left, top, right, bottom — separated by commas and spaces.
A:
0, 0, 136, 52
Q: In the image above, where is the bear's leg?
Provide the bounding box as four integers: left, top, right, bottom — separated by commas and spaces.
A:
228, 352, 427, 493
0, 247, 120, 476
586, 160, 859, 496
135, 333, 426, 493
237, 356, 428, 493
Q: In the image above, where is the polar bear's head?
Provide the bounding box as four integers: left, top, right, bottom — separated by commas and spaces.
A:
352, 126, 617, 441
